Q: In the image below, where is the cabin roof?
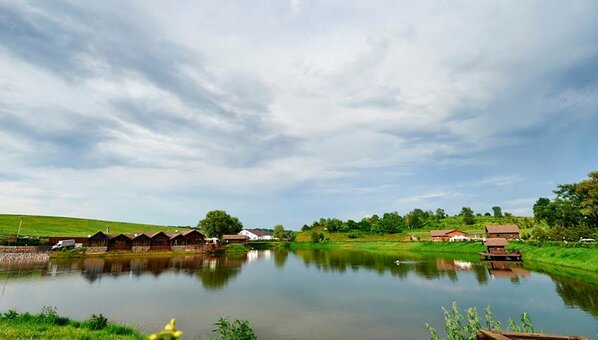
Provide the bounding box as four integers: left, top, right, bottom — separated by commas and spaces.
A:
165, 232, 186, 239
485, 224, 520, 234
124, 233, 151, 240
223, 234, 248, 240
430, 229, 457, 237
183, 229, 204, 237
484, 238, 509, 247
243, 229, 270, 236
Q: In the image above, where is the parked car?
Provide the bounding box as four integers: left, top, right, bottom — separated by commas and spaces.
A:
579, 238, 596, 242
51, 239, 76, 250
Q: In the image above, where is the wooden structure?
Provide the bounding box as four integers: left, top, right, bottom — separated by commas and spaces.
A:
149, 232, 171, 250
88, 231, 109, 247
477, 329, 589, 340
183, 230, 205, 245
485, 224, 520, 239
223, 235, 248, 244
83, 230, 207, 252
107, 234, 133, 251
129, 234, 151, 247
480, 238, 522, 261
168, 233, 187, 246
430, 229, 467, 242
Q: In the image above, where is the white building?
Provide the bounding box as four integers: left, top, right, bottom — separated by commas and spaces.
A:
238, 229, 275, 241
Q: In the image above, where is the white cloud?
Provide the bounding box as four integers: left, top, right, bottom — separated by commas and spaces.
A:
0, 1, 596, 226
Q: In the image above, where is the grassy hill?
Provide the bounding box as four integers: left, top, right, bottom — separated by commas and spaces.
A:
0, 214, 192, 237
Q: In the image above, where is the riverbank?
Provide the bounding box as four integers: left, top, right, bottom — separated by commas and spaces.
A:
0, 309, 143, 339
288, 241, 598, 274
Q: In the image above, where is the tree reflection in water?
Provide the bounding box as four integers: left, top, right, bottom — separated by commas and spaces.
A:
0, 249, 596, 317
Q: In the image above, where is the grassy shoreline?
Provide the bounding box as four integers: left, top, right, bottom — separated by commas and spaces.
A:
0, 309, 143, 339
288, 241, 598, 274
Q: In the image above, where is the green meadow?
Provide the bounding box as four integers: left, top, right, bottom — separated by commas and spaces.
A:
0, 214, 191, 237
0, 309, 143, 340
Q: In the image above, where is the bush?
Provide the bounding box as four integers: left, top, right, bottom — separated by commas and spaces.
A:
310, 231, 324, 243
347, 232, 358, 239
2, 309, 18, 320
214, 317, 257, 340
85, 314, 108, 330
426, 303, 533, 340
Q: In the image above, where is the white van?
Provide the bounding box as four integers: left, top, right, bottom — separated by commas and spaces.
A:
51, 239, 76, 250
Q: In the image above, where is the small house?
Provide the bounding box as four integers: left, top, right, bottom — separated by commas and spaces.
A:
107, 234, 133, 251
183, 230, 205, 245
223, 235, 248, 244
129, 233, 151, 247
149, 232, 171, 250
168, 233, 187, 246
430, 229, 467, 242
484, 238, 508, 254
88, 231, 109, 247
239, 229, 274, 241
485, 224, 520, 239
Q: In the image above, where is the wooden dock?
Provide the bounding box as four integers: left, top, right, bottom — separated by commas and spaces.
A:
480, 252, 522, 261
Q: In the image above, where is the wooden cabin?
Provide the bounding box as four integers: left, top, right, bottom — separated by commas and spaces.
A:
183, 230, 205, 245
223, 235, 248, 244
481, 238, 521, 261
485, 224, 520, 240
129, 233, 151, 247
485, 238, 508, 254
168, 233, 187, 246
107, 234, 133, 251
88, 231, 109, 247
430, 229, 467, 242
149, 232, 171, 250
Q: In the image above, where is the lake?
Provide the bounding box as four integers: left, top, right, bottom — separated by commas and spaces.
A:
0, 249, 597, 339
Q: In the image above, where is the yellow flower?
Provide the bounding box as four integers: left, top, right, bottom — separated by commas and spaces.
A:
173, 330, 183, 338
164, 319, 176, 331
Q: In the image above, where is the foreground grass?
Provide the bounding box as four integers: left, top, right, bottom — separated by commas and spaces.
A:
0, 310, 143, 340
0, 214, 191, 237
289, 241, 598, 274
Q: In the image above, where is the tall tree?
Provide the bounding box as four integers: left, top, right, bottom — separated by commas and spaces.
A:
460, 207, 475, 225
576, 171, 598, 228
198, 210, 243, 238
492, 206, 503, 218
435, 208, 446, 219
273, 224, 286, 239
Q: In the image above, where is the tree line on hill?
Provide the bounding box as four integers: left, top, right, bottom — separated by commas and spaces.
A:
300, 206, 517, 235
196, 171, 597, 242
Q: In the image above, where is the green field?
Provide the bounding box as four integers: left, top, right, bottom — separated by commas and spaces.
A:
0, 310, 143, 340
0, 214, 192, 237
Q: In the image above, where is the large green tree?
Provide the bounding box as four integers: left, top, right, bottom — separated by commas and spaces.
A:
198, 210, 243, 238
492, 206, 503, 218
460, 207, 475, 225
576, 171, 598, 228
273, 224, 286, 239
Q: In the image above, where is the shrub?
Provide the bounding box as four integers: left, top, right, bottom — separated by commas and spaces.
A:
214, 317, 257, 340
426, 303, 533, 340
2, 309, 18, 319
86, 313, 108, 330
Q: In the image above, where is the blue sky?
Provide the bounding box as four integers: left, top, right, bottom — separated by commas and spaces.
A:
0, 1, 597, 229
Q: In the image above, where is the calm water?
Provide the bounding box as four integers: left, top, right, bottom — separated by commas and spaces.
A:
0, 249, 597, 339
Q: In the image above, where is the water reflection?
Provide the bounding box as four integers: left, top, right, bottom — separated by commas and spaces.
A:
0, 249, 596, 320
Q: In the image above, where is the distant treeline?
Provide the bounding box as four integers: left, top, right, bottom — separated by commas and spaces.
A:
299, 171, 597, 242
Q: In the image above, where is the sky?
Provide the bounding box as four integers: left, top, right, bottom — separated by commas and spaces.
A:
0, 1, 597, 229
